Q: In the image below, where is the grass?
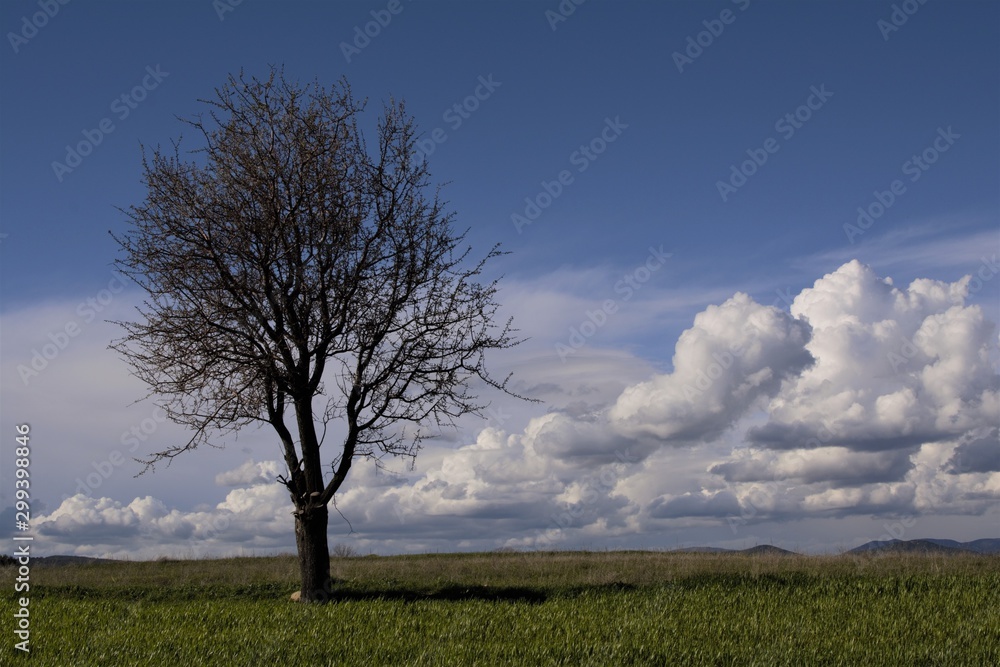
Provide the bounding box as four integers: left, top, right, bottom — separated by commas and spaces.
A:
2, 550, 998, 665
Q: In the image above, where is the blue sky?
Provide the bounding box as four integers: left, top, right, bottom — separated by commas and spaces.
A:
1, 1, 998, 558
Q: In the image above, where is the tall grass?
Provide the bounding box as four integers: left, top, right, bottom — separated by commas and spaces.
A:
20, 549, 995, 591
2, 551, 997, 666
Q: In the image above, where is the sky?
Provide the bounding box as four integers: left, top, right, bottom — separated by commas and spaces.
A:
0, 0, 998, 559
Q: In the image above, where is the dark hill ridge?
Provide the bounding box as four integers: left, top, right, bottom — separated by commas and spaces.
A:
740, 545, 798, 556
671, 539, 999, 556
35, 555, 119, 566
927, 538, 1000, 554
3, 540, 996, 565
33, 555, 120, 566
669, 545, 799, 555
0, 554, 118, 567
847, 539, 999, 555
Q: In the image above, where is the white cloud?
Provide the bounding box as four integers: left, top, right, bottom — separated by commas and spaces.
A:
711, 447, 914, 485
747, 260, 998, 453
648, 490, 741, 518
948, 428, 1000, 474
608, 292, 813, 442
215, 459, 283, 487
32, 465, 293, 559
4, 259, 997, 558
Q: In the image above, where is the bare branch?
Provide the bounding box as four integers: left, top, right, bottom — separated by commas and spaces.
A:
112, 66, 530, 536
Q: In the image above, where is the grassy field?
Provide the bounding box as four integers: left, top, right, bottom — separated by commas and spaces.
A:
2, 550, 998, 665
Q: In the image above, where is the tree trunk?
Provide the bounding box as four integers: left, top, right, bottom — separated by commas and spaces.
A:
294, 504, 331, 602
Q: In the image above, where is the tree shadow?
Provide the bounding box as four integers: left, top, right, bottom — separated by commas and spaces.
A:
328, 584, 549, 604
324, 581, 640, 604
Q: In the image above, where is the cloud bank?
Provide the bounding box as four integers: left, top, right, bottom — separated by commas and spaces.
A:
20, 260, 1000, 557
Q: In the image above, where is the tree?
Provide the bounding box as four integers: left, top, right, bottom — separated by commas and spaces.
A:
111, 68, 523, 602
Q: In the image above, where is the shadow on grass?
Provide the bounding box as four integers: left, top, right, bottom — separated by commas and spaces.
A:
326, 581, 643, 604
34, 582, 553, 604
34, 581, 645, 605
329, 584, 550, 604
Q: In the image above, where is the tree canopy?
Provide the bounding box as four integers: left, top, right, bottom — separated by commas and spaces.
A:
111, 68, 525, 600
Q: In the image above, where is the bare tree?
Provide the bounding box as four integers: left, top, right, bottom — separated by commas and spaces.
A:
111, 68, 524, 601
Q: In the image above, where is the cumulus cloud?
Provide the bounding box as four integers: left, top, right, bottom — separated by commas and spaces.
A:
526, 411, 649, 466
710, 447, 914, 485
800, 483, 917, 516
948, 428, 1000, 474
747, 260, 998, 455
38, 495, 145, 539
17, 260, 998, 557
696, 261, 999, 527
32, 460, 293, 559
215, 459, 283, 487
648, 491, 741, 518
608, 293, 813, 442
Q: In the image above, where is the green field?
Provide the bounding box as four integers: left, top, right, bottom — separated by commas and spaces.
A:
2, 550, 998, 666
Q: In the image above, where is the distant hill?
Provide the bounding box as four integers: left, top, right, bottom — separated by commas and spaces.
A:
928, 538, 1000, 554
669, 544, 799, 556
37, 555, 121, 566
847, 539, 997, 555
670, 539, 999, 557
739, 545, 798, 556
3, 541, 994, 566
